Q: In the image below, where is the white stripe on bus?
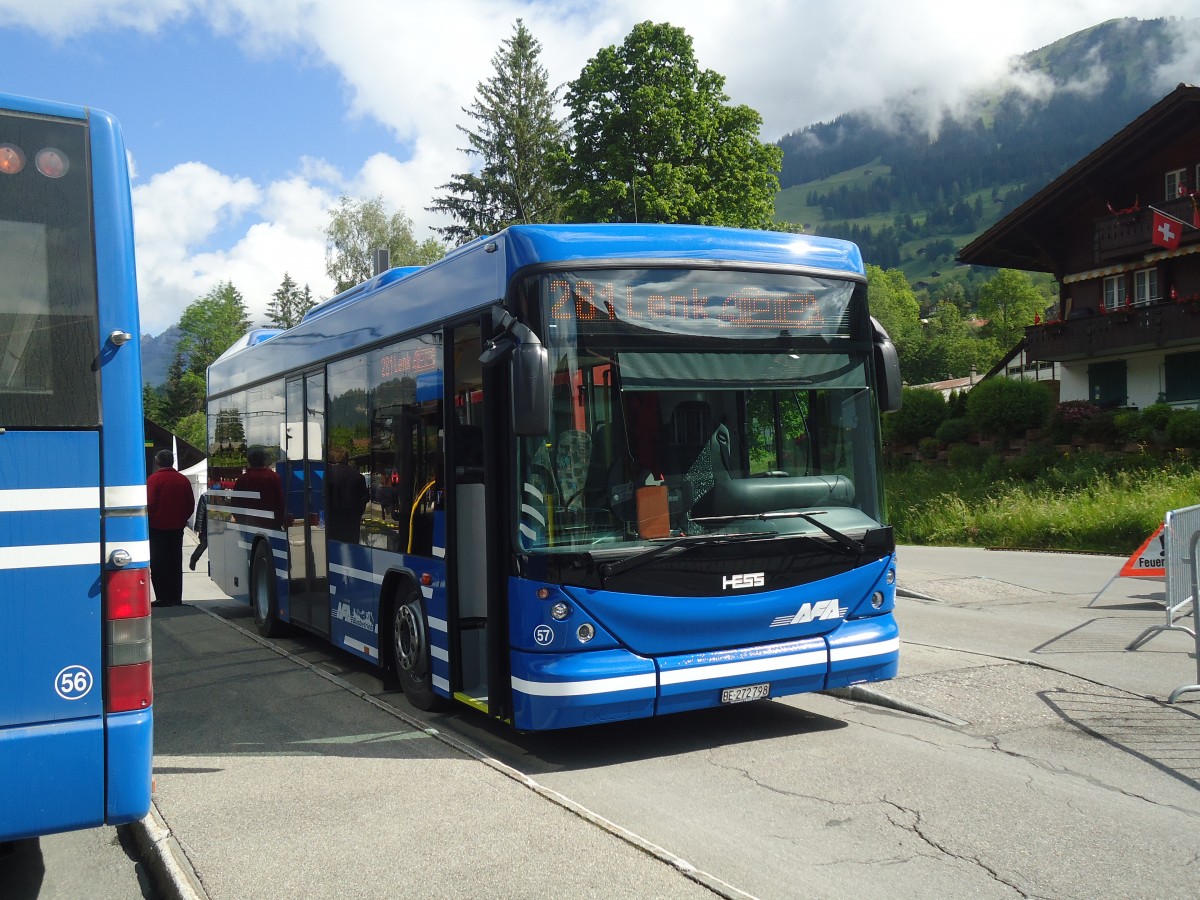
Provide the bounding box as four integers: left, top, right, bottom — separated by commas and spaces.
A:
329, 563, 384, 585
0, 486, 100, 511
105, 484, 147, 508
104, 540, 150, 565
0, 542, 101, 570
509, 640, 893, 699
658, 647, 828, 686
511, 672, 657, 698
432, 674, 450, 692
428, 616, 448, 633
829, 636, 901, 662
431, 645, 449, 662
342, 635, 378, 659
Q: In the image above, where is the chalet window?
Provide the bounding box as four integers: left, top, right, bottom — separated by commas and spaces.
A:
1133, 268, 1158, 306
1103, 275, 1123, 311
1088, 360, 1127, 408
1166, 168, 1187, 199
1165, 351, 1200, 402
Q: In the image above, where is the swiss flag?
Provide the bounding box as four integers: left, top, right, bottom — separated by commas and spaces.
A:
1153, 210, 1181, 250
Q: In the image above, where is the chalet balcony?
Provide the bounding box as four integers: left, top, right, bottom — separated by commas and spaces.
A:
1025, 297, 1200, 362
1094, 195, 1199, 262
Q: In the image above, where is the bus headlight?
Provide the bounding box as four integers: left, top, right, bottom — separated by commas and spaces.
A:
871, 591, 885, 609
550, 601, 570, 620
886, 568, 896, 585
577, 623, 595, 643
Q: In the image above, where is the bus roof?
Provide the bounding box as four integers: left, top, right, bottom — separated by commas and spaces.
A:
208, 223, 865, 397
0, 91, 93, 122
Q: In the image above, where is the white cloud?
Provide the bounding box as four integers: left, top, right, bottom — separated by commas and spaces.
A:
0, 0, 192, 34
11, 0, 1191, 335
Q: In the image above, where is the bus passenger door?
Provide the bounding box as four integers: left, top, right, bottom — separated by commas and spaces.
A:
284, 373, 330, 636
447, 323, 494, 710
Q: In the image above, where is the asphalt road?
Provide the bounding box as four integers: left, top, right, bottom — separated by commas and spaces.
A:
6, 543, 1198, 899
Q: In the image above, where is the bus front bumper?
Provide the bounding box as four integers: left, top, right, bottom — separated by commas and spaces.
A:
509, 614, 899, 730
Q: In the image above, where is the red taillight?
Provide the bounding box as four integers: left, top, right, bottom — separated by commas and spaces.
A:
107, 661, 153, 713
0, 143, 25, 175
106, 567, 151, 619
105, 567, 152, 712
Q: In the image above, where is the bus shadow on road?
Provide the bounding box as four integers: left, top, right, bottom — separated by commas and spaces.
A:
1040, 688, 1200, 791
479, 700, 849, 773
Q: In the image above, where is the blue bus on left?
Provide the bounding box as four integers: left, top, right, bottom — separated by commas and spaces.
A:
0, 93, 152, 843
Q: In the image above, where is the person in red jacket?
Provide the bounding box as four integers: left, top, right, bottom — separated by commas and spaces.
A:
233, 448, 286, 529
147, 449, 196, 607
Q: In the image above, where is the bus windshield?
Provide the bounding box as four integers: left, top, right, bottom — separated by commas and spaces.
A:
516, 268, 885, 554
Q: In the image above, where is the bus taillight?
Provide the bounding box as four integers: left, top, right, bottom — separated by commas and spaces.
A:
104, 567, 153, 713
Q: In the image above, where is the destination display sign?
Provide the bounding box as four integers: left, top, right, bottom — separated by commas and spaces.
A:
542, 269, 855, 339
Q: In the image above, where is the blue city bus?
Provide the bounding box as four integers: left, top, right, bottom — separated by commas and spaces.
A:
0, 94, 152, 840
205, 224, 902, 731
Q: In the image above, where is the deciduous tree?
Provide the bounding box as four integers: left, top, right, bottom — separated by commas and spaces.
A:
977, 268, 1052, 350
325, 196, 444, 293
559, 21, 781, 227
427, 19, 565, 244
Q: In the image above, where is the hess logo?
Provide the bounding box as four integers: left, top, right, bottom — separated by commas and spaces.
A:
722, 572, 765, 590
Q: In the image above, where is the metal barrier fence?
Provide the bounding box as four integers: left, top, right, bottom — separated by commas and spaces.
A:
1127, 504, 1199, 702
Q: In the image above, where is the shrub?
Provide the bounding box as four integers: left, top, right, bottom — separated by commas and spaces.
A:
1081, 409, 1120, 444
1047, 400, 1100, 444
947, 443, 991, 470
918, 436, 941, 457
885, 387, 948, 445
1139, 403, 1173, 434
966, 378, 1053, 440
1005, 443, 1060, 481
1112, 408, 1142, 442
935, 417, 973, 445
1165, 408, 1200, 450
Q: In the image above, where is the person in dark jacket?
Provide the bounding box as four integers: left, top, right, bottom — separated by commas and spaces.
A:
147, 449, 195, 606
326, 446, 368, 543
189, 490, 209, 570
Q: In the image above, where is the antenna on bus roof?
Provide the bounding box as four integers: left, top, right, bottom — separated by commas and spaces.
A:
372, 247, 390, 276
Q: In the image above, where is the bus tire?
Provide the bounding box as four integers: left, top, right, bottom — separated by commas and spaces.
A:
251, 541, 282, 638
389, 583, 442, 711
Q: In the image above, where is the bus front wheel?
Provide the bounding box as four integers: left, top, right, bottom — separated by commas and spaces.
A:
251, 542, 282, 638
390, 585, 441, 710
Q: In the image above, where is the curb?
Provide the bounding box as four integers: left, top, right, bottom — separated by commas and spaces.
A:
823, 684, 971, 727
127, 801, 206, 900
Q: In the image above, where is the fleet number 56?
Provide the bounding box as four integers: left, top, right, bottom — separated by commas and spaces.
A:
55, 665, 94, 700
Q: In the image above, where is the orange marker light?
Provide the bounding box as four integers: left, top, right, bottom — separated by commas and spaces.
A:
35, 147, 68, 178
0, 143, 25, 175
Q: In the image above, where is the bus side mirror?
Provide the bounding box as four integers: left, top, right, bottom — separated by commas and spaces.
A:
511, 341, 550, 436
871, 317, 902, 413
480, 309, 551, 436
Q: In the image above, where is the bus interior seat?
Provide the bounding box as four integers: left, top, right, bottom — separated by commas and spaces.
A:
661, 400, 712, 478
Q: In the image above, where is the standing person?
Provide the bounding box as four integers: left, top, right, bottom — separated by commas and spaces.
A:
326, 446, 368, 543
188, 489, 209, 571
147, 449, 195, 607
233, 448, 286, 529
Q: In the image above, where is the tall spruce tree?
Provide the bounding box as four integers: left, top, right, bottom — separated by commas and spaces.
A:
559, 21, 781, 227
266, 272, 317, 329
427, 19, 565, 245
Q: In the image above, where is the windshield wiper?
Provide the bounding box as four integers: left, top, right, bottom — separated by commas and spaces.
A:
597, 532, 766, 581
690, 510, 864, 556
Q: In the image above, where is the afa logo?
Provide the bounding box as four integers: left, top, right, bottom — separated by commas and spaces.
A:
770, 599, 845, 627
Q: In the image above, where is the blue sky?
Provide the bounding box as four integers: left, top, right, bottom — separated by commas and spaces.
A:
0, 1, 1193, 335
